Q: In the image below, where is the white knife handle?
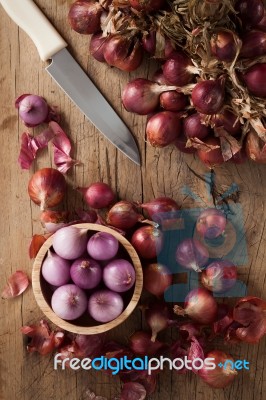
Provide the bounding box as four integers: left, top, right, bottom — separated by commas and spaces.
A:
0, 0, 67, 61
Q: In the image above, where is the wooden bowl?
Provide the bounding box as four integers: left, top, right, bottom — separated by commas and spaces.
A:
32, 223, 143, 334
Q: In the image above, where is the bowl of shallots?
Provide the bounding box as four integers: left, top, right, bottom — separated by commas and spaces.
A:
32, 223, 143, 334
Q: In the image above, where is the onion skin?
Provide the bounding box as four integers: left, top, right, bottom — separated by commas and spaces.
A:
174, 134, 197, 154
131, 226, 164, 259
211, 110, 241, 136
53, 226, 88, 260
191, 78, 225, 115
197, 137, 225, 167
201, 261, 237, 293
243, 63, 266, 98
68, 1, 103, 34
199, 350, 237, 388
89, 33, 107, 62
245, 129, 266, 163
146, 111, 182, 147
107, 201, 143, 230
143, 263, 173, 297
129, 0, 165, 12
28, 168, 66, 210
196, 208, 227, 239
103, 35, 143, 72
183, 113, 210, 139
240, 30, 266, 58
210, 30, 237, 62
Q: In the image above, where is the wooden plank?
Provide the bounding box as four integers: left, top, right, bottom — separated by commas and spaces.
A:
0, 1, 265, 400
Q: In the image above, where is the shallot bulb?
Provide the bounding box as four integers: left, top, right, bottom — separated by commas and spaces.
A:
201, 260, 237, 293
78, 182, 115, 209
199, 350, 237, 388
162, 51, 199, 86
146, 111, 182, 147
107, 201, 143, 230
51, 284, 87, 320
197, 137, 225, 167
122, 79, 178, 115
143, 263, 173, 297
88, 289, 124, 322
183, 113, 210, 139
196, 208, 227, 239
243, 63, 266, 98
191, 77, 225, 115
211, 110, 241, 136
131, 226, 164, 259
240, 30, 266, 58
89, 33, 107, 62
15, 94, 49, 127
210, 30, 238, 62
235, 0, 264, 28
141, 197, 179, 219
160, 91, 188, 112
129, 0, 165, 12
42, 251, 71, 286
53, 226, 88, 260
103, 35, 143, 72
68, 0, 103, 34
175, 238, 209, 272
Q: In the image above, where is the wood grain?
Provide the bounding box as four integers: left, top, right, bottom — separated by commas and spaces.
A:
0, 1, 266, 400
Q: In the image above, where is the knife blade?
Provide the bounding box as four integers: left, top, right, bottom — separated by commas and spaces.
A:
0, 0, 141, 165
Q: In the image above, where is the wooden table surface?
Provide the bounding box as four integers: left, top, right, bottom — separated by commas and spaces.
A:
0, 1, 266, 399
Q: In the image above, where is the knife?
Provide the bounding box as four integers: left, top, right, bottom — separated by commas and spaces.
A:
0, 0, 140, 165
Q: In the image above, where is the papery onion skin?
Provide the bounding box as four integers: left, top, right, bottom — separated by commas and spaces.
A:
107, 201, 143, 230
199, 350, 237, 388
103, 35, 143, 72
174, 134, 197, 154
143, 263, 173, 297
211, 110, 241, 136
40, 210, 68, 233
197, 137, 225, 167
160, 91, 188, 112
141, 197, 180, 218
240, 30, 266, 58
191, 78, 225, 115
78, 182, 115, 209
103, 259, 136, 292
245, 129, 266, 163
201, 260, 237, 293
175, 238, 209, 272
146, 111, 182, 147
42, 251, 71, 286
89, 33, 107, 62
87, 231, 119, 260
243, 63, 266, 98
129, 0, 165, 12
175, 288, 218, 324
131, 226, 163, 259
88, 289, 124, 322
235, 0, 264, 28
28, 168, 66, 210
70, 258, 102, 289
210, 31, 237, 62
68, 0, 103, 35
183, 113, 210, 139
53, 226, 88, 260
51, 284, 87, 320
196, 208, 227, 239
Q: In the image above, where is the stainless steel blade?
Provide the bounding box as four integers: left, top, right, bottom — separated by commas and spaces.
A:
46, 48, 140, 165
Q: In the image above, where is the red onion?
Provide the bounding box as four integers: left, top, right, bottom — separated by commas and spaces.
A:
162, 51, 198, 86
160, 91, 187, 112
141, 197, 179, 218
183, 113, 210, 139
146, 111, 182, 147
87, 231, 119, 260
210, 30, 238, 62
211, 110, 241, 136
122, 79, 178, 115
196, 208, 227, 239
240, 30, 266, 58
145, 302, 177, 342
142, 31, 156, 55
198, 350, 237, 388
107, 201, 143, 230
246, 129, 266, 163
103, 35, 143, 72
235, 0, 264, 28
53, 226, 88, 260
42, 251, 70, 286
243, 63, 266, 98
129, 0, 165, 12
15, 94, 49, 127
89, 33, 107, 62
201, 260, 237, 293
174, 288, 218, 324
129, 331, 166, 356
120, 382, 146, 400
191, 77, 225, 114
78, 182, 115, 209
51, 284, 87, 320
68, 0, 103, 34
40, 210, 68, 233
103, 259, 136, 292
152, 69, 171, 85
143, 263, 173, 297
70, 257, 102, 289
88, 289, 124, 322
255, 9, 266, 31
197, 137, 225, 166
75, 209, 98, 223
131, 226, 163, 259
174, 134, 197, 154
28, 168, 66, 210
175, 238, 209, 272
